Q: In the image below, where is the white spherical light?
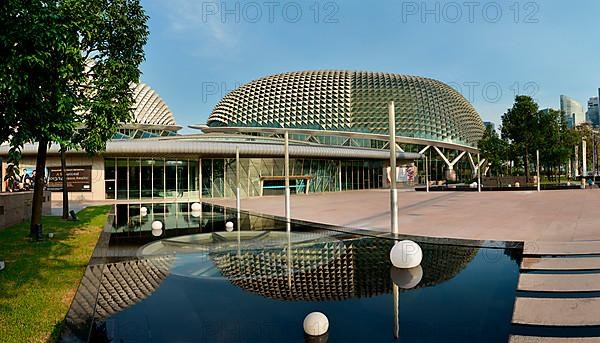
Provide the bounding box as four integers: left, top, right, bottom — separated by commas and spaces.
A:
191, 202, 202, 212
191, 210, 202, 218
151, 221, 163, 237
390, 265, 423, 289
140, 207, 148, 216
225, 221, 234, 232
303, 312, 329, 336
390, 240, 423, 269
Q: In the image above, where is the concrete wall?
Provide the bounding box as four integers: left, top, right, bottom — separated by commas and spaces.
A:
0, 191, 51, 229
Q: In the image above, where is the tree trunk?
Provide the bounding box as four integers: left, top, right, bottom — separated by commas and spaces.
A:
30, 138, 48, 240
60, 145, 69, 219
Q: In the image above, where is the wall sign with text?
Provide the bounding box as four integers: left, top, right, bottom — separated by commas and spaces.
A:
47, 166, 92, 192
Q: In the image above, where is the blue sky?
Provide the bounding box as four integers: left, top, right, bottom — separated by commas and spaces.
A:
139, 0, 600, 132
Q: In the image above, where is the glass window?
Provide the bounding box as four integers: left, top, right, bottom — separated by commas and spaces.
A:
141, 159, 153, 199
104, 159, 115, 199
129, 158, 140, 199
153, 159, 165, 198
189, 160, 199, 196
202, 159, 212, 198
177, 160, 189, 198
212, 159, 224, 198
116, 159, 128, 200
165, 160, 177, 197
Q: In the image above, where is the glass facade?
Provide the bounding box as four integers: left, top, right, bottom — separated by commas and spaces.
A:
105, 157, 385, 200
104, 158, 199, 200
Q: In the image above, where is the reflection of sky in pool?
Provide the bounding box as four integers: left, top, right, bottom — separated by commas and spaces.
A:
90, 230, 521, 343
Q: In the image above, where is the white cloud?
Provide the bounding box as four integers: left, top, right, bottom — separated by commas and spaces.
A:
160, 0, 239, 56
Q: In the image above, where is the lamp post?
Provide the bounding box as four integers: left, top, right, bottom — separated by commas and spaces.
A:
477, 153, 481, 193
389, 101, 399, 235
536, 150, 540, 192
425, 155, 429, 193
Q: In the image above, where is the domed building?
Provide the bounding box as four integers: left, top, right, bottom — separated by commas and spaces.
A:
207, 71, 484, 148
1, 71, 485, 204
113, 83, 181, 139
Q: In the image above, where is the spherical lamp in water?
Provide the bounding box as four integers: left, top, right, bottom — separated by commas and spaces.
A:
191, 202, 202, 212
390, 240, 422, 269
390, 265, 423, 289
303, 312, 329, 336
151, 221, 163, 237
225, 221, 234, 232
140, 207, 148, 216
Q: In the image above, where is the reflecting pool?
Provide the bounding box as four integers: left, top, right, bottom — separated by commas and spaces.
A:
65, 203, 522, 342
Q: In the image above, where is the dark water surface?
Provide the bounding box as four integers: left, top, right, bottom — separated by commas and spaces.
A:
90, 232, 521, 343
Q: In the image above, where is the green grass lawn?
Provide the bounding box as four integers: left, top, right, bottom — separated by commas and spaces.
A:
0, 206, 110, 343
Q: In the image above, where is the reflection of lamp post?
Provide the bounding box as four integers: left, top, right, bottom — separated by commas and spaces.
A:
393, 284, 399, 339
236, 146, 241, 254
236, 146, 240, 227
285, 131, 291, 233
389, 101, 399, 235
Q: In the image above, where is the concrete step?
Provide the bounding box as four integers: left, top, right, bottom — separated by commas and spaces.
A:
522, 257, 600, 270
510, 336, 600, 343
518, 273, 600, 292
524, 241, 600, 256
512, 297, 600, 326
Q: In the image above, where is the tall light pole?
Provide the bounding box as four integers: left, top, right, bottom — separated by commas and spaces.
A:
536, 149, 540, 192
389, 101, 399, 235
284, 131, 291, 233
425, 155, 429, 193
477, 153, 481, 193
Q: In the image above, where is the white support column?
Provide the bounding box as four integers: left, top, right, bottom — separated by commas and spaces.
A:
433, 146, 466, 181
389, 101, 399, 235
468, 152, 476, 176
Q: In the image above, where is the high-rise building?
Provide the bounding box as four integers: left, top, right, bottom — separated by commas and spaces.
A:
560, 95, 585, 128
587, 96, 599, 127
483, 121, 496, 131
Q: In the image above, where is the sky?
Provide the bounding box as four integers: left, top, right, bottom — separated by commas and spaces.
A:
139, 0, 600, 133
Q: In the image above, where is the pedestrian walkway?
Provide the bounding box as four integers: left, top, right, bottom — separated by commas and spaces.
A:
510, 241, 600, 342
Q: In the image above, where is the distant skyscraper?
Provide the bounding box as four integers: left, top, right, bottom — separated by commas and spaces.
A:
587, 96, 599, 127
560, 95, 585, 128
483, 121, 495, 131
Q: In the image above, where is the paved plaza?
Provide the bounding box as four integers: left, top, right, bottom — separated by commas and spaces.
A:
210, 189, 600, 243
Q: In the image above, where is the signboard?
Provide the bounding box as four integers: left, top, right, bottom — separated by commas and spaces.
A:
47, 166, 92, 192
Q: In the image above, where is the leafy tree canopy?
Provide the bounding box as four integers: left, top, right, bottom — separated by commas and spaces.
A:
0, 0, 148, 238
0, 0, 149, 156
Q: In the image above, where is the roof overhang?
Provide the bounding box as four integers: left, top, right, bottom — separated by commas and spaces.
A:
0, 138, 423, 161
189, 125, 479, 154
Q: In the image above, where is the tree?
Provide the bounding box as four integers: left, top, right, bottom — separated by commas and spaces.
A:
534, 109, 574, 182
0, 0, 149, 239
501, 96, 540, 183
478, 126, 509, 176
